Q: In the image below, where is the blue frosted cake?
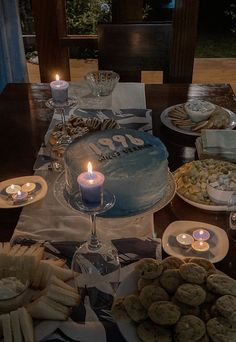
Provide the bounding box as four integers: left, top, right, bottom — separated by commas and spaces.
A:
64, 128, 169, 217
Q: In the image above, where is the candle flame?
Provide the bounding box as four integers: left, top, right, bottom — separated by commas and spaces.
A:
10, 184, 14, 189
55, 74, 60, 81
26, 182, 30, 187
88, 162, 92, 175
17, 190, 21, 195
182, 234, 186, 238
199, 241, 203, 246
199, 230, 204, 235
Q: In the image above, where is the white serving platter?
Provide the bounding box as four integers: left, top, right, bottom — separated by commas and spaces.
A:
162, 220, 229, 263
0, 175, 48, 208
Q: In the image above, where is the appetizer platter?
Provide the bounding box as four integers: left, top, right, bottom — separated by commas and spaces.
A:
0, 242, 79, 341
160, 101, 236, 136
173, 159, 236, 211
112, 256, 236, 342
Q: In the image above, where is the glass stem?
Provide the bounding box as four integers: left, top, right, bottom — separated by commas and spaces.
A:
88, 213, 101, 250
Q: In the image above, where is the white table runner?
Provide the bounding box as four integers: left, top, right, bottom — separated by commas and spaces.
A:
12, 82, 155, 242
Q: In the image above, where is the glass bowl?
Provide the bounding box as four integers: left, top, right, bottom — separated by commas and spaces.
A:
85, 70, 120, 96
0, 267, 29, 313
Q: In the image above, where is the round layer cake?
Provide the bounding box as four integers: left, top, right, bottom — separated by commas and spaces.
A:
64, 128, 169, 217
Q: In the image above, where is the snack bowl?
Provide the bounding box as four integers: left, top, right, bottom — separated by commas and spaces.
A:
207, 173, 236, 205
0, 267, 29, 313
184, 100, 215, 123
85, 70, 120, 96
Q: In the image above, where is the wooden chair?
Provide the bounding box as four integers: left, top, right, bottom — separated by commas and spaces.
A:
98, 0, 199, 83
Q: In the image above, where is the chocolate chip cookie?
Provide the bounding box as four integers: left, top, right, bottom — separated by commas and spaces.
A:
135, 258, 163, 280
137, 320, 172, 342
139, 285, 169, 309
179, 263, 207, 284
175, 283, 206, 306
175, 315, 206, 342
148, 301, 181, 325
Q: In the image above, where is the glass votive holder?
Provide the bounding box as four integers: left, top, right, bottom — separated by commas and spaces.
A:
21, 182, 36, 194
192, 228, 210, 241
176, 233, 194, 249
191, 240, 210, 253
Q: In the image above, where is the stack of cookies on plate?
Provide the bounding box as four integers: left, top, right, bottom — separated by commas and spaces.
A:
49, 115, 119, 146
0, 242, 80, 341
112, 256, 236, 342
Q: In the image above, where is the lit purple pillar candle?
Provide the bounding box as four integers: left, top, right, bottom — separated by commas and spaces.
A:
50, 74, 69, 104
77, 162, 105, 207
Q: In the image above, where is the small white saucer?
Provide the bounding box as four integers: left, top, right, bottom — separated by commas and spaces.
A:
162, 220, 229, 263
0, 175, 48, 208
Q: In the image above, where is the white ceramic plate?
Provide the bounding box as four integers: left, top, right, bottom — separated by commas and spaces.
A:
160, 104, 236, 136
162, 220, 229, 263
176, 192, 228, 212
0, 175, 48, 208
115, 271, 140, 342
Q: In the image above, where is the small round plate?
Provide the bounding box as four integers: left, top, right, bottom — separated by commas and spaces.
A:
53, 172, 176, 220
0, 175, 48, 208
162, 220, 229, 263
45, 97, 78, 109
161, 104, 236, 136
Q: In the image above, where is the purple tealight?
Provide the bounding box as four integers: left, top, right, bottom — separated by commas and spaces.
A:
192, 228, 210, 241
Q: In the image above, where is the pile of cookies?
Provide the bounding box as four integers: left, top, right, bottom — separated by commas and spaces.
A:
174, 159, 236, 205
49, 115, 120, 145
168, 104, 230, 132
0, 242, 80, 341
112, 256, 236, 342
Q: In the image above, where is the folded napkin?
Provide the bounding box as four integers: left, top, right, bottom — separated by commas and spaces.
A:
68, 82, 146, 110
197, 129, 236, 162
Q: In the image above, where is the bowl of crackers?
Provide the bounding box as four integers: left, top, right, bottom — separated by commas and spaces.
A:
184, 100, 216, 123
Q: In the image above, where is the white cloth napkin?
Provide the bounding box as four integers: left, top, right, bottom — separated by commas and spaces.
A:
201, 129, 236, 162
34, 298, 106, 342
68, 81, 146, 110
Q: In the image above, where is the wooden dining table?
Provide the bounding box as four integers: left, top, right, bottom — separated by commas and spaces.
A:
0, 82, 236, 278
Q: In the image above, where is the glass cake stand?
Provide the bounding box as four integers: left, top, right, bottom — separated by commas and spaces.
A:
45, 97, 77, 110
53, 171, 176, 220
70, 191, 120, 308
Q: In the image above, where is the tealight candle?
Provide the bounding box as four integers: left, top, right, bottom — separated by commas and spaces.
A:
77, 162, 105, 207
176, 233, 194, 249
21, 182, 36, 194
191, 240, 210, 253
5, 184, 21, 195
192, 228, 210, 241
50, 74, 69, 104
12, 190, 28, 203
